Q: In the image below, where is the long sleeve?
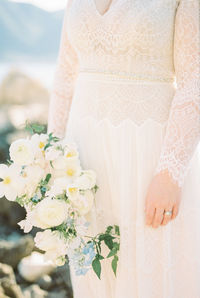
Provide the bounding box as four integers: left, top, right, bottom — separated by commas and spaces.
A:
154, 0, 200, 188
47, 0, 79, 139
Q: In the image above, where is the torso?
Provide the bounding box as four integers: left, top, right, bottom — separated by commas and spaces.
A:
94, 0, 113, 15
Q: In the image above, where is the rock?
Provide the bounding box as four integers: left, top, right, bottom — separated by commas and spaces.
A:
0, 263, 23, 298
47, 290, 69, 298
52, 264, 72, 290
0, 197, 25, 228
0, 69, 49, 105
37, 275, 53, 291
22, 284, 48, 298
0, 235, 34, 268
18, 252, 56, 282
0, 287, 9, 298
0, 263, 15, 281
0, 278, 23, 298
50, 265, 73, 298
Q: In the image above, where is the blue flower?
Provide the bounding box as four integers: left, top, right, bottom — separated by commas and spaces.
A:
75, 267, 90, 275
82, 242, 95, 254
82, 242, 96, 266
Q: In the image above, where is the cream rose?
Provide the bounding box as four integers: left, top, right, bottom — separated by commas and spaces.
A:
75, 170, 96, 190
9, 139, 35, 165
34, 230, 68, 259
34, 197, 69, 229
70, 189, 94, 215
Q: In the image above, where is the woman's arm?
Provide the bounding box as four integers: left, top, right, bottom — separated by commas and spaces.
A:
47, 0, 79, 138
145, 0, 200, 228
154, 0, 200, 188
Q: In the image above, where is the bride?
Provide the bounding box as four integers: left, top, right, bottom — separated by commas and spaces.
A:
47, 0, 200, 297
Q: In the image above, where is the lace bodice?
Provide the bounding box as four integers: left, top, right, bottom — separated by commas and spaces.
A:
47, 0, 200, 188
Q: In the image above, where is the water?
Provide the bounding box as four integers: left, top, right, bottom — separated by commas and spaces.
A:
0, 62, 57, 90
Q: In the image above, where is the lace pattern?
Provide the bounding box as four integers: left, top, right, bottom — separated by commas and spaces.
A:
47, 0, 79, 138
154, 0, 200, 187
48, 0, 200, 187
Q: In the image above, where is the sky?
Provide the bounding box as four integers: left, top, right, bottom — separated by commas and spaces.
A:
9, 0, 67, 11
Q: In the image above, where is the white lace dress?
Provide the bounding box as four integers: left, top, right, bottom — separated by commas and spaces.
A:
47, 0, 200, 297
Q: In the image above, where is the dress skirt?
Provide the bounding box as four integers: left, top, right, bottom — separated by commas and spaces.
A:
64, 72, 200, 298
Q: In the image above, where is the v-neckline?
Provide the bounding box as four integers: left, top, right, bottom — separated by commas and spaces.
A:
91, 0, 117, 18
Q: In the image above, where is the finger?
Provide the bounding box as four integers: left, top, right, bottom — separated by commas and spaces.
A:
171, 204, 179, 220
161, 209, 172, 225
145, 205, 155, 226
152, 208, 164, 228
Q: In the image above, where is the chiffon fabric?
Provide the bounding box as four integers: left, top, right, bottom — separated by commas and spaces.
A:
47, 0, 200, 297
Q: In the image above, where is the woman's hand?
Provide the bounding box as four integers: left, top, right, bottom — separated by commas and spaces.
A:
144, 169, 182, 228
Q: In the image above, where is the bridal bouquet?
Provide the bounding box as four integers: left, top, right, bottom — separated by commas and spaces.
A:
0, 123, 120, 279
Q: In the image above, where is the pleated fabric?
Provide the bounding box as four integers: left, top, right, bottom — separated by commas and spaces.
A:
65, 109, 200, 298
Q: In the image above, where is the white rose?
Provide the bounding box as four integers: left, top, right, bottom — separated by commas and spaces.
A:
70, 189, 94, 215
35, 230, 68, 258
75, 170, 96, 190
34, 197, 69, 229
9, 139, 34, 165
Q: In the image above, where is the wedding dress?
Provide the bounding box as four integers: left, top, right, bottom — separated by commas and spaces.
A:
47, 0, 200, 297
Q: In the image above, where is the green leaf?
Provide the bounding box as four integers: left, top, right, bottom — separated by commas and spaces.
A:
104, 235, 114, 250
107, 243, 120, 258
98, 234, 106, 241
31, 123, 46, 133
114, 225, 120, 236
6, 159, 13, 165
16, 194, 27, 207
92, 185, 99, 193
111, 255, 118, 276
45, 173, 51, 184
25, 125, 34, 135
97, 241, 101, 254
92, 258, 101, 279
105, 225, 113, 234
96, 254, 104, 260
44, 143, 52, 151
25, 121, 46, 134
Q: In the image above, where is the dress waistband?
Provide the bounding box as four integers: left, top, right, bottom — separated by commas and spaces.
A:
78, 69, 175, 83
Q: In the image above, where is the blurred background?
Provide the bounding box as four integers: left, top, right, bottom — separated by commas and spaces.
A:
0, 0, 74, 297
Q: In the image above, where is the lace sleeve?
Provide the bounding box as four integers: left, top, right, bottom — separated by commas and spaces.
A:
154, 0, 200, 188
47, 0, 79, 138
